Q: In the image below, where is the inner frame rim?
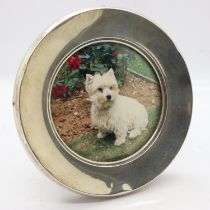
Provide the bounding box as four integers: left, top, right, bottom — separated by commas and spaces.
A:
45, 37, 168, 167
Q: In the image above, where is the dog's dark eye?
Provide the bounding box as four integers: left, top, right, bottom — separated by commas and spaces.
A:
110, 86, 113, 90
98, 88, 103, 92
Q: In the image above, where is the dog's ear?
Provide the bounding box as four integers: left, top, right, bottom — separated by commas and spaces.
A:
107, 68, 114, 76
86, 74, 94, 84
85, 74, 94, 95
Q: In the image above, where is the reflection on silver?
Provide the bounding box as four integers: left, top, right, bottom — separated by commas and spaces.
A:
13, 8, 192, 197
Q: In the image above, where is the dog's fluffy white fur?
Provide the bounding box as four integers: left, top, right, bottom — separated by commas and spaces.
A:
85, 69, 148, 146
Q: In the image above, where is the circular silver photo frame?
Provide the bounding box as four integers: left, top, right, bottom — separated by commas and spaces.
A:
13, 8, 192, 197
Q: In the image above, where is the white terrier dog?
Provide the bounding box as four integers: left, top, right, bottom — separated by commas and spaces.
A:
85, 69, 148, 146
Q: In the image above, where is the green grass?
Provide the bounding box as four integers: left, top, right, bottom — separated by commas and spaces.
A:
128, 54, 159, 83
67, 104, 161, 162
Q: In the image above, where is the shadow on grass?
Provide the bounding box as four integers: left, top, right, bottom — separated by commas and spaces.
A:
67, 104, 161, 162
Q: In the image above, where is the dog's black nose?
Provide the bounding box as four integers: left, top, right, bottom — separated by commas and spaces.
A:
106, 95, 111, 100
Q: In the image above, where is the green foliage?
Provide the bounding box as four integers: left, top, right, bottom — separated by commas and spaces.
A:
52, 43, 131, 97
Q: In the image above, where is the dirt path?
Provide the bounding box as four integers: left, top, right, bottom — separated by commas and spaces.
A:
50, 72, 161, 143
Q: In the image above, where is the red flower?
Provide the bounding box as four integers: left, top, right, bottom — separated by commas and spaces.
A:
68, 54, 81, 69
52, 85, 69, 97
113, 49, 119, 57
62, 85, 69, 92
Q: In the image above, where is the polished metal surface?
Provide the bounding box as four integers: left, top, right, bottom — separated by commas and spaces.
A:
13, 8, 192, 197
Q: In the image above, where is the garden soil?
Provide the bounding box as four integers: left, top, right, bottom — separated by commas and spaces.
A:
50, 72, 161, 143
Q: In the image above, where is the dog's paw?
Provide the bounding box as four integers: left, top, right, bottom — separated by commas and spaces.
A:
97, 131, 106, 139
129, 129, 141, 139
115, 138, 126, 146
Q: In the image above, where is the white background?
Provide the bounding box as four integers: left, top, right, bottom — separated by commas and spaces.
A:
0, 0, 210, 209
